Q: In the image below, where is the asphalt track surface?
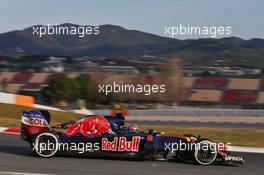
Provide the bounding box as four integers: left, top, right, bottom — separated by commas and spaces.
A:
129, 120, 264, 129
1, 133, 264, 175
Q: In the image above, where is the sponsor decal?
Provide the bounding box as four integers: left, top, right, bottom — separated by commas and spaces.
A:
102, 137, 118, 151
102, 136, 140, 152
225, 155, 244, 161
22, 116, 48, 127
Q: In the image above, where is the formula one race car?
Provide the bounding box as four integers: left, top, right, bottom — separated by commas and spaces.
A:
21, 110, 244, 166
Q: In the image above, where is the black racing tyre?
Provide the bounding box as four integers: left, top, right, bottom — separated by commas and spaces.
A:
193, 139, 217, 165
31, 132, 59, 158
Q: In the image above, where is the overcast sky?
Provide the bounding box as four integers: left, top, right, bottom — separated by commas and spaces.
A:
0, 0, 263, 39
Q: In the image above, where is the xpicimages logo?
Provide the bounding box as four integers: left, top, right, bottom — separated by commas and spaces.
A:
164, 24, 232, 38
32, 24, 100, 37
98, 82, 166, 96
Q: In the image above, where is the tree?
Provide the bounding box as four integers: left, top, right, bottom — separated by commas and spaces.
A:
41, 76, 80, 105
86, 73, 109, 107
75, 76, 90, 99
163, 57, 187, 105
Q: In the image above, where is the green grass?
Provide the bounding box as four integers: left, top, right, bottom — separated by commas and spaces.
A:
0, 103, 82, 127
0, 103, 263, 147
139, 125, 264, 147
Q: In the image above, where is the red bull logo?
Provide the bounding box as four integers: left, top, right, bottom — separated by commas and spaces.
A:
102, 136, 141, 152
66, 116, 110, 137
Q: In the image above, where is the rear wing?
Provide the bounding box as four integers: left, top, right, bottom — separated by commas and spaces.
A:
21, 110, 51, 141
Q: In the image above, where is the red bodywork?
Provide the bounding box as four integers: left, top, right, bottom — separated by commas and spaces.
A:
66, 115, 111, 137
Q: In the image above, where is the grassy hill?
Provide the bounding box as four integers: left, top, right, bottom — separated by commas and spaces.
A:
1, 24, 264, 68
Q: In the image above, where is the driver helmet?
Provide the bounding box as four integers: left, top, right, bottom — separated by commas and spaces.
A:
128, 124, 140, 132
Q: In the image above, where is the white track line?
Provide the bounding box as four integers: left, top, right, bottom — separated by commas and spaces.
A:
0, 171, 52, 175
0, 127, 7, 131
230, 146, 264, 154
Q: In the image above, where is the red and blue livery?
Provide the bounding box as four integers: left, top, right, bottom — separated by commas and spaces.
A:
21, 110, 244, 166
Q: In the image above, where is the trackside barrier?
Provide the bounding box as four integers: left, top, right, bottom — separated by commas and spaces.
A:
15, 95, 34, 107
0, 92, 35, 107
0, 92, 15, 104
90, 109, 264, 116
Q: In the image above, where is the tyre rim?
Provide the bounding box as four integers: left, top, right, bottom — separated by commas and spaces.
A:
194, 140, 217, 165
34, 133, 58, 157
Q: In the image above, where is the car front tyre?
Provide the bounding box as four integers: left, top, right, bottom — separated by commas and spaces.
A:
193, 139, 217, 165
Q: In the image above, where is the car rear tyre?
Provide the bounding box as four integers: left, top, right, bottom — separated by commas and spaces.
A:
32, 132, 59, 158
